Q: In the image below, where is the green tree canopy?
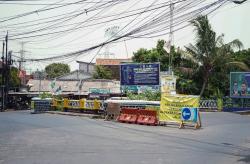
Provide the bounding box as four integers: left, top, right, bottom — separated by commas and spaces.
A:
185, 15, 249, 97
131, 16, 250, 98
132, 40, 172, 71
10, 67, 21, 88
45, 63, 70, 79
93, 65, 112, 79
0, 67, 20, 88
233, 48, 250, 68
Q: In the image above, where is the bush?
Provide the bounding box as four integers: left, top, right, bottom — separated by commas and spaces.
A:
127, 90, 161, 101
39, 92, 52, 99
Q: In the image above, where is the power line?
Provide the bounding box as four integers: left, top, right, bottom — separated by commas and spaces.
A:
1, 0, 240, 63
0, 0, 105, 23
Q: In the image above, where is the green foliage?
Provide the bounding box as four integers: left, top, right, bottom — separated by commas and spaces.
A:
132, 40, 188, 72
55, 99, 64, 111
93, 65, 112, 79
185, 15, 249, 97
10, 67, 21, 87
0, 67, 20, 88
127, 90, 161, 101
39, 92, 52, 99
132, 40, 169, 71
233, 48, 250, 68
45, 63, 70, 79
131, 16, 250, 98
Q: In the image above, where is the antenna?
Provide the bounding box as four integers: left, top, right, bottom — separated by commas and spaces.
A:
102, 26, 120, 59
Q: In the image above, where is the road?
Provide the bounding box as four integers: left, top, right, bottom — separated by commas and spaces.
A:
0, 111, 250, 164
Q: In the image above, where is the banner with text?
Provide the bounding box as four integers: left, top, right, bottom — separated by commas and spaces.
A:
159, 95, 200, 123
120, 63, 160, 86
161, 75, 177, 95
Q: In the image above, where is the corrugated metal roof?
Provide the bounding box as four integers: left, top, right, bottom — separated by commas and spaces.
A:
56, 70, 92, 81
96, 58, 132, 65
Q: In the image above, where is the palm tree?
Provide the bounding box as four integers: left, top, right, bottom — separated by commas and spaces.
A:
186, 15, 249, 97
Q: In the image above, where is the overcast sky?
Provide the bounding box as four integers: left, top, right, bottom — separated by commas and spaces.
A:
0, 0, 249, 73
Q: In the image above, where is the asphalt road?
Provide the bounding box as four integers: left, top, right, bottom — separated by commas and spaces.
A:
0, 111, 250, 164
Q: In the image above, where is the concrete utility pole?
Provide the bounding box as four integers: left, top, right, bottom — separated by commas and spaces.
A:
5, 32, 9, 110
18, 42, 27, 85
1, 32, 14, 111
168, 0, 174, 75
124, 39, 129, 59
19, 42, 25, 70
1, 42, 5, 112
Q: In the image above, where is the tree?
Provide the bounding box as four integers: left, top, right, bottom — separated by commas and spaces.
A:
45, 63, 70, 79
0, 67, 20, 88
233, 48, 250, 68
132, 40, 171, 71
132, 48, 151, 62
186, 15, 249, 97
93, 65, 112, 79
10, 67, 21, 88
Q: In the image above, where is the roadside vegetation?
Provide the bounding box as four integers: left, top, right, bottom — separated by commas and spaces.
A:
132, 15, 250, 99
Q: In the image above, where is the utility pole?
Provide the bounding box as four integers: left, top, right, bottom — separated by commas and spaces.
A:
18, 42, 26, 85
168, 0, 174, 75
19, 42, 25, 70
1, 32, 14, 111
1, 41, 5, 112
5, 32, 9, 110
124, 39, 129, 59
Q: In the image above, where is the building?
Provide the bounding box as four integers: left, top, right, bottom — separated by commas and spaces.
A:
95, 58, 132, 80
56, 70, 92, 81
27, 79, 120, 95
77, 61, 95, 74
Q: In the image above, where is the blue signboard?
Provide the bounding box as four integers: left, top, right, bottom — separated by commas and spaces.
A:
181, 107, 198, 122
120, 63, 160, 86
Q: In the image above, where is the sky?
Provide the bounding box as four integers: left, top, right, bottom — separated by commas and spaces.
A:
0, 0, 249, 73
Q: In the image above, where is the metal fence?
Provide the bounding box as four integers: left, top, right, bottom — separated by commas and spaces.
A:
199, 99, 218, 110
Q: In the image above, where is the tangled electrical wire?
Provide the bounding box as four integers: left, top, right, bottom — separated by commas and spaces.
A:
0, 0, 247, 63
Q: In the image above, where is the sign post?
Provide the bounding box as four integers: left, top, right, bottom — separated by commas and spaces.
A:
180, 107, 200, 129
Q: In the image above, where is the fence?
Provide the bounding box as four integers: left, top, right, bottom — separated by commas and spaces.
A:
223, 97, 250, 112
199, 99, 218, 111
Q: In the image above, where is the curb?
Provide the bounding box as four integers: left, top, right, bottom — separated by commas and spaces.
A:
45, 111, 104, 119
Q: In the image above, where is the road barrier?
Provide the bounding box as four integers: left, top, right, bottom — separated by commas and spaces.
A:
52, 99, 102, 113
105, 103, 121, 120
160, 95, 201, 129
31, 98, 52, 113
52, 99, 64, 111
118, 108, 139, 123
137, 110, 158, 126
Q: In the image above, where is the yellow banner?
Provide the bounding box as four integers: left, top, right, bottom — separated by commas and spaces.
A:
62, 99, 101, 110
159, 95, 199, 122
161, 75, 176, 94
